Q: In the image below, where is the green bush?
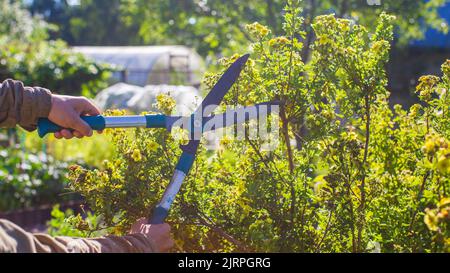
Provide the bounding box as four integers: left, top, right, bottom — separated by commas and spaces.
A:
60, 2, 449, 253
0, 2, 112, 97
0, 147, 80, 212
47, 205, 105, 238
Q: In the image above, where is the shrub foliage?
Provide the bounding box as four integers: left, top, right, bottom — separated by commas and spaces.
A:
0, 147, 78, 211
0, 1, 111, 96
66, 2, 450, 253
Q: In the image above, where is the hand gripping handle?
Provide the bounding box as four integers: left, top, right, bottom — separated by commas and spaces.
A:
37, 116, 106, 138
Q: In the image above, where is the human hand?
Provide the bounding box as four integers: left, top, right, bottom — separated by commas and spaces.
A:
48, 94, 102, 139
130, 218, 174, 253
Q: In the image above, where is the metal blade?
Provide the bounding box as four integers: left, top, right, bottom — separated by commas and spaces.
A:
149, 55, 251, 223
165, 101, 281, 132
195, 54, 250, 117
182, 54, 250, 153
201, 101, 281, 132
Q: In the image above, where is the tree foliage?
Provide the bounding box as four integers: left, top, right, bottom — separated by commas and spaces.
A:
26, 0, 143, 46
64, 1, 450, 253
119, 0, 448, 56
0, 1, 112, 96
22, 0, 449, 57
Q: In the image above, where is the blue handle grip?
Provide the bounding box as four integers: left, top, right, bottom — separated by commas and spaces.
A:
149, 205, 169, 224
37, 116, 106, 138
175, 152, 195, 174
145, 115, 167, 128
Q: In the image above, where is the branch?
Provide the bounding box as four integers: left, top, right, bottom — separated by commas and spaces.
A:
193, 207, 251, 252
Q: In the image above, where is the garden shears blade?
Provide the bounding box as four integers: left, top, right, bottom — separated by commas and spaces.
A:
149, 54, 250, 224
36, 55, 256, 139
36, 54, 276, 224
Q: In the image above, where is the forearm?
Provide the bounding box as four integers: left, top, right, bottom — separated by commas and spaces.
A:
0, 219, 157, 253
0, 79, 52, 131
55, 234, 157, 253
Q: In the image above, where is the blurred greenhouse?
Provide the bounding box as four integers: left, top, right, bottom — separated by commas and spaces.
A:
73, 46, 205, 87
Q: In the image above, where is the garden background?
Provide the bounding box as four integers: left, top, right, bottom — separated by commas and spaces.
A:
0, 0, 449, 253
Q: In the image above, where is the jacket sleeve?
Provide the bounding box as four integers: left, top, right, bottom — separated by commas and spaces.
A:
0, 219, 157, 253
0, 79, 52, 131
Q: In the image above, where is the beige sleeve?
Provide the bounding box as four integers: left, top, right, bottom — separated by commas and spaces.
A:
0, 219, 157, 253
0, 79, 52, 131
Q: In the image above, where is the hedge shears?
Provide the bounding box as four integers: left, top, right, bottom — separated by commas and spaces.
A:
37, 54, 279, 224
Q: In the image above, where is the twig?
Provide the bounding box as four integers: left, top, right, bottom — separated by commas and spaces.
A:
193, 207, 250, 252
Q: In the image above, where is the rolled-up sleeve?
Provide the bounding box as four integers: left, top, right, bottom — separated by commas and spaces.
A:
0, 79, 52, 131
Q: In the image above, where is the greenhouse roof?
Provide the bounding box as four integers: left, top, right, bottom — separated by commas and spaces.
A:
73, 45, 199, 71
73, 46, 204, 86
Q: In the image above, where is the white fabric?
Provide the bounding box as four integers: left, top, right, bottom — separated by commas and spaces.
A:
94, 82, 201, 115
